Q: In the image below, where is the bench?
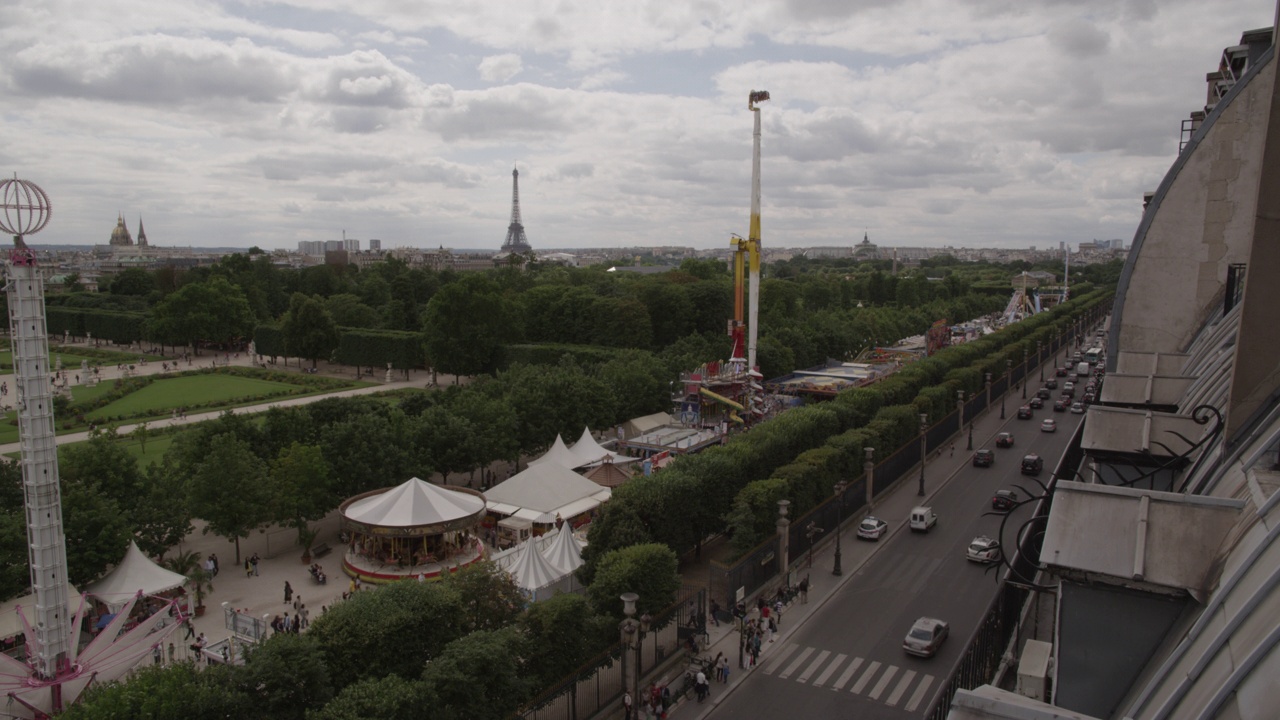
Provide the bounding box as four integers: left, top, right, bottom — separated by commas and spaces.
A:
311, 543, 332, 558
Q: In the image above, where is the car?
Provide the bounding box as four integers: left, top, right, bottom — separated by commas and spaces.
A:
1053, 399, 1067, 412
992, 489, 1019, 511
1028, 397, 1044, 409
1045, 378, 1059, 389
1082, 392, 1096, 405
909, 506, 937, 533
1017, 405, 1033, 419
1021, 453, 1044, 475
995, 432, 1014, 448
972, 448, 994, 467
1036, 387, 1052, 400
966, 536, 1002, 563
1041, 418, 1057, 432
1062, 381, 1075, 395
856, 515, 888, 541
1055, 367, 1068, 377
1070, 401, 1085, 414
903, 617, 950, 657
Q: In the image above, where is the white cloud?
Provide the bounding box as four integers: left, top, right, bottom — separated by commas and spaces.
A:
478, 53, 523, 82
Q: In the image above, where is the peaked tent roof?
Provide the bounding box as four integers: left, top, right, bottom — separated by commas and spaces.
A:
343, 477, 486, 529
85, 541, 187, 612
543, 526, 584, 574
508, 536, 565, 592
485, 463, 611, 523
529, 434, 582, 469
571, 427, 637, 467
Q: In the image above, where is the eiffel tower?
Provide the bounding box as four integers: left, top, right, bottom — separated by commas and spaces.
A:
500, 166, 533, 254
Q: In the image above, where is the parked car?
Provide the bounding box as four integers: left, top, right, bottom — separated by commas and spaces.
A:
1017, 405, 1033, 419
1045, 378, 1059, 389
1021, 454, 1044, 475
972, 449, 994, 467
1029, 397, 1044, 409
1082, 392, 1096, 405
966, 536, 1002, 563
1053, 399, 1067, 412
1041, 418, 1057, 432
856, 516, 888, 541
996, 432, 1015, 448
1071, 402, 1085, 414
992, 489, 1019, 511
903, 617, 950, 657
909, 506, 938, 533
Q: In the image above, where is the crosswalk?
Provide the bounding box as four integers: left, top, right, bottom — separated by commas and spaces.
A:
759, 642, 936, 712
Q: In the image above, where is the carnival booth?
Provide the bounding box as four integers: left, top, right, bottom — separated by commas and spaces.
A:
484, 461, 611, 532
85, 541, 189, 615
339, 477, 487, 585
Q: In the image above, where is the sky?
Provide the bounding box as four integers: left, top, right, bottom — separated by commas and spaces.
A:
0, 0, 1273, 253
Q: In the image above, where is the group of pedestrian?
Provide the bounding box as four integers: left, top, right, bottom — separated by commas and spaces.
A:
205, 553, 218, 578
242, 553, 259, 578
271, 612, 304, 634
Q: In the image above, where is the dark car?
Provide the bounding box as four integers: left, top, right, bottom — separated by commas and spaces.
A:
1036, 388, 1052, 400
1055, 367, 1068, 377
1054, 399, 1067, 412
1017, 405, 1033, 419
996, 432, 1014, 448
1083, 392, 1096, 405
1045, 378, 1058, 389
973, 449, 994, 467
1028, 397, 1044, 409
1021, 453, 1044, 475
992, 489, 1019, 511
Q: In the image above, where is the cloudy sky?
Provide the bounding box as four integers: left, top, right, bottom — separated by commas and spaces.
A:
0, 0, 1272, 252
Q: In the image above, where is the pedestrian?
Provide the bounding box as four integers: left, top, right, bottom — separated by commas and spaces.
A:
695, 668, 709, 702
799, 576, 809, 604
209, 553, 219, 577
152, 644, 162, 665
245, 558, 252, 578
167, 642, 175, 665
761, 605, 772, 643
293, 595, 301, 612
281, 613, 290, 633
622, 690, 633, 720
719, 654, 730, 683
950, 442, 955, 457
709, 598, 721, 627
284, 580, 293, 604
183, 617, 195, 640
299, 604, 309, 629
251, 553, 260, 576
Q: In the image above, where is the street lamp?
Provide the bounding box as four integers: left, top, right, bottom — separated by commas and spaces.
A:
1037, 340, 1044, 381
985, 371, 992, 411
804, 521, 823, 569
864, 448, 875, 511
832, 480, 848, 576
957, 390, 966, 450
917, 413, 928, 496
619, 592, 640, 705
1022, 347, 1028, 399
1001, 360, 1011, 419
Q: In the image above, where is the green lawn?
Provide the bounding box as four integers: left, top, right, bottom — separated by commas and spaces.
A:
85, 375, 298, 420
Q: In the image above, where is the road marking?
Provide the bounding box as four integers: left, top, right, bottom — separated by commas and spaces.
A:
812, 653, 846, 687
778, 647, 815, 680
905, 674, 935, 712
868, 665, 898, 700
851, 660, 881, 694
886, 669, 916, 706
832, 657, 863, 691
796, 650, 830, 683
762, 643, 799, 674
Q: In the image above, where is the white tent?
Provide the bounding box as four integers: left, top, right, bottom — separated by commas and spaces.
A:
507, 536, 570, 601
543, 526, 584, 574
621, 412, 673, 439
344, 477, 486, 528
529, 434, 583, 469
485, 463, 611, 524
0, 583, 79, 640
85, 541, 188, 612
570, 427, 637, 467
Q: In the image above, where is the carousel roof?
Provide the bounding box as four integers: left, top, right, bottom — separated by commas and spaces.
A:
543, 526, 584, 574
85, 541, 188, 612
343, 477, 486, 528
509, 536, 566, 592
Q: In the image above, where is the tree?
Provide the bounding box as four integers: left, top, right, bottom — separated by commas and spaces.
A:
57, 663, 254, 720
187, 433, 272, 564
148, 277, 256, 350
238, 633, 333, 720
421, 275, 517, 377
269, 443, 337, 557
134, 458, 194, 559
164, 549, 213, 610
108, 268, 157, 297
419, 626, 534, 720
521, 593, 611, 689
131, 421, 151, 454
281, 293, 340, 369
586, 543, 680, 617
438, 561, 524, 634
61, 479, 132, 586
324, 293, 380, 329
310, 675, 430, 720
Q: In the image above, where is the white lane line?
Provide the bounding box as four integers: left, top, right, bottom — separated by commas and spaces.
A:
762, 643, 799, 675
778, 647, 815, 680
886, 669, 916, 706
832, 657, 863, 691
796, 650, 830, 684
905, 674, 935, 712
868, 665, 898, 700
812, 653, 846, 688
851, 660, 881, 694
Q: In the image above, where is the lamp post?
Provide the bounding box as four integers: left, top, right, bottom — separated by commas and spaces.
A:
985, 371, 992, 411
1037, 340, 1044, 381
917, 413, 928, 496
832, 480, 848, 576
804, 521, 823, 569
957, 390, 967, 450
619, 593, 640, 708
1001, 360, 1011, 419
864, 448, 875, 511
1022, 347, 1028, 399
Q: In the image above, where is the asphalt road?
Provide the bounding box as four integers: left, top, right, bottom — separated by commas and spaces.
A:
705, 398, 1086, 720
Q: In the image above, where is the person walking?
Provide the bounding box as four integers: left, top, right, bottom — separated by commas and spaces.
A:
283, 581, 293, 604
209, 553, 219, 577
719, 654, 730, 684
799, 576, 809, 604
622, 690, 633, 720
695, 668, 709, 703
244, 558, 253, 578
250, 553, 260, 576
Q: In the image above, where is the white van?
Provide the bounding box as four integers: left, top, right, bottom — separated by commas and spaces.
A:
1075, 362, 1090, 378
909, 506, 937, 533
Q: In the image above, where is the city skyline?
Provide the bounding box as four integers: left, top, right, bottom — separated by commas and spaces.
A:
0, 1, 1269, 252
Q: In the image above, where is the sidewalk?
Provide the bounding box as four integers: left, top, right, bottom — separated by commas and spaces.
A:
659, 366, 1048, 719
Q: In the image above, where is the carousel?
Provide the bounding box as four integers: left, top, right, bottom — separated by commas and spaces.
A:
339, 477, 487, 585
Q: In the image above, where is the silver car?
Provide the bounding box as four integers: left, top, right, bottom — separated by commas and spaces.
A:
856, 516, 888, 541
966, 536, 1001, 563
903, 617, 950, 657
